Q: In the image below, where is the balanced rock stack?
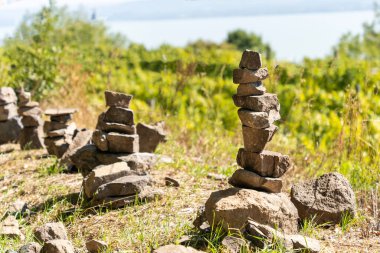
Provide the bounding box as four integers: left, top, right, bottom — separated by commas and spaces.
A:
204, 50, 299, 236
43, 108, 77, 158
0, 87, 22, 144
229, 50, 291, 193
18, 89, 45, 149
92, 90, 139, 154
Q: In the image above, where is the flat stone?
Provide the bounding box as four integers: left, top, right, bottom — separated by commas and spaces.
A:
96, 112, 136, 134
21, 115, 43, 127
239, 50, 262, 70
238, 109, 275, 129
0, 87, 17, 105
136, 122, 167, 153
205, 188, 298, 234
86, 239, 108, 253
44, 108, 77, 116
232, 93, 280, 121
0, 103, 18, 121
237, 82, 266, 96
221, 236, 250, 253
34, 222, 68, 243
83, 162, 134, 198
288, 235, 321, 253
19, 126, 45, 150
40, 240, 74, 253
229, 169, 282, 193
51, 114, 73, 123
20, 101, 39, 108
47, 123, 76, 137
237, 149, 291, 178
92, 175, 152, 201
233, 68, 268, 84
107, 133, 139, 153
0, 216, 25, 240
8, 199, 28, 214
290, 172, 356, 225
153, 244, 204, 253
44, 121, 75, 133
242, 124, 277, 152
104, 106, 134, 125
105, 90, 133, 108
18, 242, 42, 253
18, 106, 42, 117
0, 117, 22, 144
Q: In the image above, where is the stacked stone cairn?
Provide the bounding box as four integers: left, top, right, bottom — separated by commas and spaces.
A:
43, 108, 77, 158
0, 87, 22, 144
84, 91, 162, 208
18, 89, 45, 149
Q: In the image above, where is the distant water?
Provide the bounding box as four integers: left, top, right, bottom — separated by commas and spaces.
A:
0, 10, 375, 61
107, 11, 375, 61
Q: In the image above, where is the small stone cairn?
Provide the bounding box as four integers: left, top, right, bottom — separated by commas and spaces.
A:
18, 89, 45, 149
0, 87, 22, 144
43, 108, 77, 158
229, 50, 291, 192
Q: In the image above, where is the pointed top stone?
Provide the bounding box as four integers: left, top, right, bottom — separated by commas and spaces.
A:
239, 50, 262, 70
105, 90, 133, 108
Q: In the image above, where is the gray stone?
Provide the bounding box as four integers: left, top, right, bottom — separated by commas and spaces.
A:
47, 123, 76, 137
221, 236, 250, 253
92, 130, 108, 151
44, 121, 75, 133
50, 114, 73, 123
18, 242, 42, 253
19, 126, 45, 150
237, 82, 266, 96
288, 234, 320, 253
34, 222, 68, 243
239, 50, 262, 70
44, 108, 77, 116
242, 124, 277, 152
92, 175, 152, 201
106, 133, 139, 153
0, 103, 18, 121
21, 115, 43, 127
232, 93, 281, 121
96, 112, 136, 134
104, 106, 134, 125
0, 216, 25, 240
237, 149, 291, 178
238, 109, 275, 129
86, 239, 108, 253
83, 162, 136, 198
70, 144, 99, 175
137, 122, 167, 153
40, 240, 74, 253
105, 90, 133, 108
229, 169, 282, 193
60, 129, 93, 166
205, 188, 298, 234
0, 117, 22, 144
290, 172, 356, 225
18, 106, 42, 117
153, 244, 204, 253
0, 87, 17, 105
8, 199, 28, 214
233, 68, 268, 84
44, 137, 70, 158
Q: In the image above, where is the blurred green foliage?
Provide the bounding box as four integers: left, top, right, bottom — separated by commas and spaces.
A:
0, 3, 379, 190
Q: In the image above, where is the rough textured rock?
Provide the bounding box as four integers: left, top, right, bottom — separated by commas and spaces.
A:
60, 129, 93, 166
19, 127, 45, 149
0, 117, 22, 144
106, 133, 139, 153
137, 122, 167, 153
50, 114, 73, 123
44, 108, 77, 116
233, 68, 268, 84
34, 222, 68, 243
153, 245, 204, 253
239, 50, 262, 70
0, 87, 17, 105
97, 112, 136, 134
8, 199, 28, 214
92, 130, 108, 151
105, 90, 133, 108
229, 169, 282, 193
232, 94, 280, 121
18, 242, 42, 253
288, 234, 320, 253
83, 162, 137, 198
92, 175, 152, 201
18, 106, 42, 117
104, 106, 134, 125
0, 216, 25, 240
290, 172, 356, 225
237, 82, 266, 96
21, 115, 43, 127
86, 239, 108, 253
205, 188, 298, 234
0, 103, 18, 121
221, 236, 250, 253
237, 149, 291, 178
242, 125, 277, 152
238, 109, 275, 129
44, 121, 75, 133
44, 137, 70, 158
40, 240, 74, 253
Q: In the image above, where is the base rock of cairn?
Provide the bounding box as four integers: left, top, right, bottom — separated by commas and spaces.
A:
80, 91, 164, 207
204, 50, 299, 236
0, 87, 22, 144
44, 108, 78, 158
18, 89, 44, 149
